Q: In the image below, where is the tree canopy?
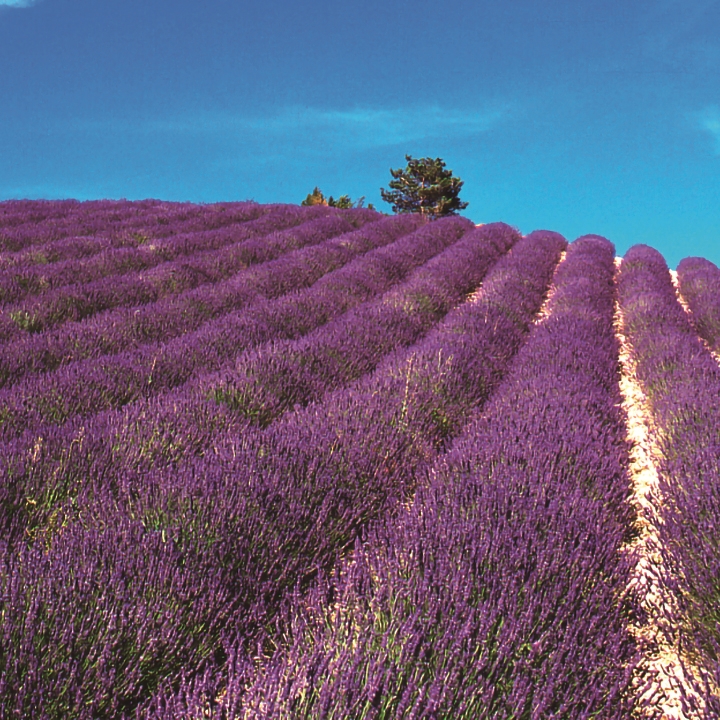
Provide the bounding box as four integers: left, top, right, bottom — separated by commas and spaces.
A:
380, 155, 468, 219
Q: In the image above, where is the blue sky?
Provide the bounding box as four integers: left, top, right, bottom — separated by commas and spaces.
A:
1, 0, 719, 267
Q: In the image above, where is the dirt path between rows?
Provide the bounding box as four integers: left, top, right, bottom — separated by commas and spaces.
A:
615, 258, 707, 719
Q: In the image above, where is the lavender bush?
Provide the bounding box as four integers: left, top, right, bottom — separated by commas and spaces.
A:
229, 235, 639, 720
0, 205, 283, 304
3, 201, 679, 718
677, 256, 720, 353
0, 214, 417, 389
0, 199, 310, 253
205, 221, 519, 427
0, 206, 367, 341
0, 228, 563, 717
0, 215, 460, 440
0, 215, 470, 540
0, 201, 264, 270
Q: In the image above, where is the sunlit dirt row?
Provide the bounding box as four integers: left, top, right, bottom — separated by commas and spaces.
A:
616, 257, 707, 719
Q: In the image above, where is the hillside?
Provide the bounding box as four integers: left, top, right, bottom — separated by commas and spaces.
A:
0, 200, 719, 719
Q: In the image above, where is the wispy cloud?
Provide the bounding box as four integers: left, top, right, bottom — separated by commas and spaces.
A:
0, 0, 40, 7
247, 106, 506, 148
76, 104, 508, 150
696, 105, 720, 153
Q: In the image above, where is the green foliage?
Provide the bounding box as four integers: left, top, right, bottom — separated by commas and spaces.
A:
329, 194, 354, 209
380, 154, 468, 219
130, 231, 150, 244
9, 310, 42, 333
301, 187, 373, 210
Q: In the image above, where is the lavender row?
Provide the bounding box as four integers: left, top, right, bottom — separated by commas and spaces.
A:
0, 214, 412, 389
0, 229, 562, 718
0, 206, 339, 341
206, 222, 519, 428
0, 203, 339, 305
0, 215, 466, 528
1, 233, 154, 271
0, 201, 268, 271
618, 245, 720, 716
0, 213, 434, 440
0, 210, 363, 343
0, 199, 275, 252
143, 228, 563, 710
228, 235, 639, 719
0, 198, 192, 247
677, 256, 720, 354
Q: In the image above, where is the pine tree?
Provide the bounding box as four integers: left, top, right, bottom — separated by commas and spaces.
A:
328, 194, 353, 209
380, 155, 468, 219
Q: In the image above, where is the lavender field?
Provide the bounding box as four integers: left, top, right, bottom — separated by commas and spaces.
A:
1, 199, 719, 719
